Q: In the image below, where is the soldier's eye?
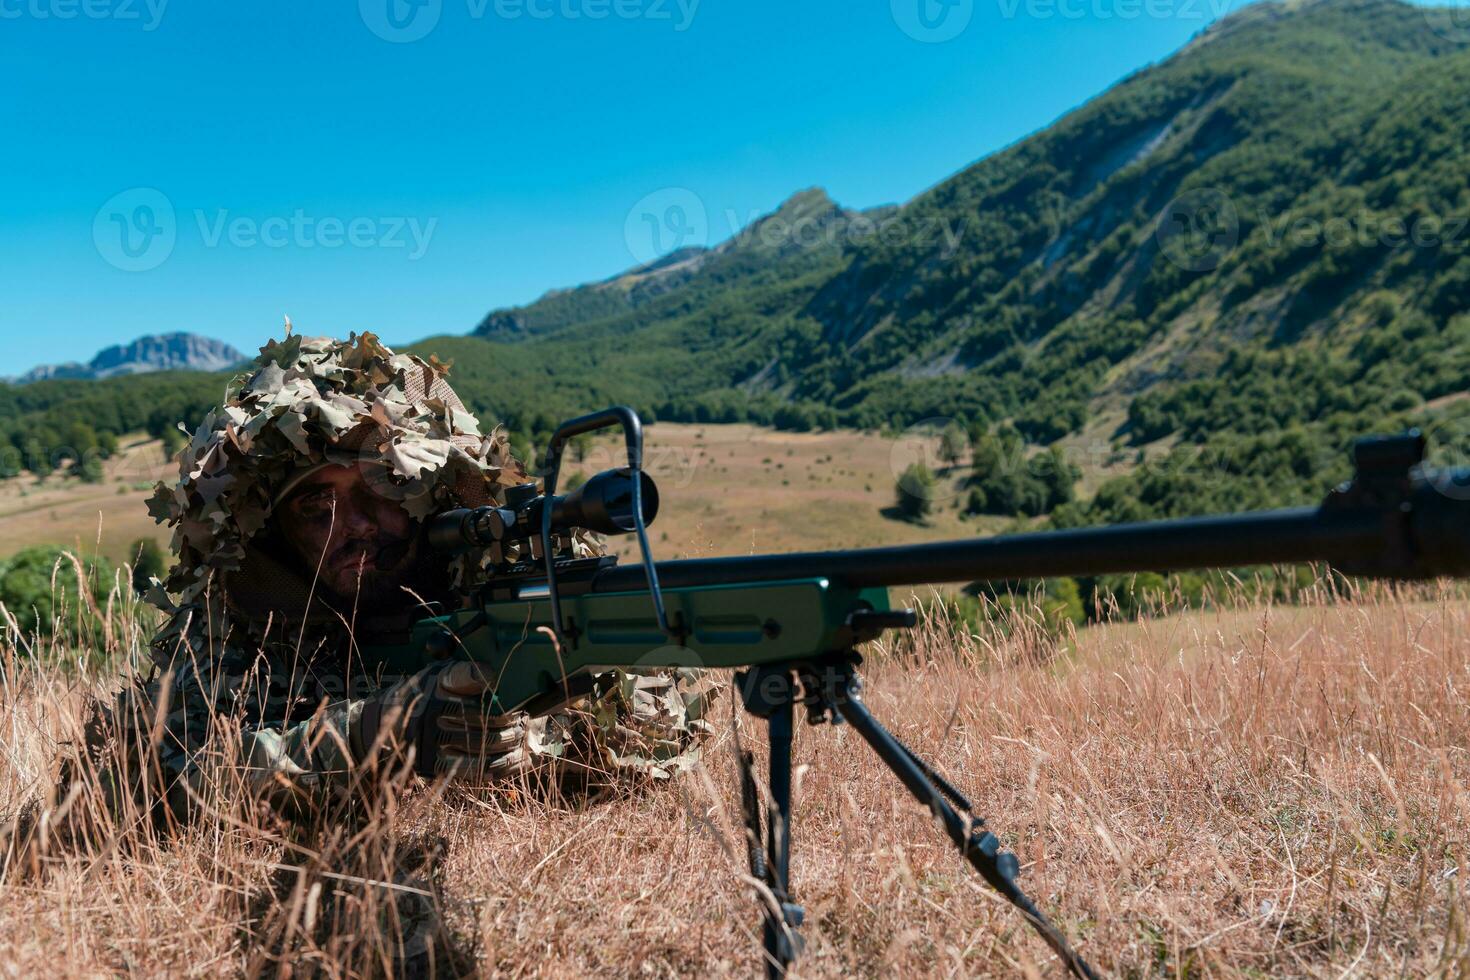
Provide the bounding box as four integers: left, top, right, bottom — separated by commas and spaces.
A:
292, 490, 335, 517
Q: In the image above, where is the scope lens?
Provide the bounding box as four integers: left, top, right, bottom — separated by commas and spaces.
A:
600, 470, 658, 531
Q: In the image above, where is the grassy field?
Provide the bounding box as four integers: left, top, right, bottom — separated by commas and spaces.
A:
0, 435, 174, 566
2, 574, 1468, 976
584, 423, 1004, 565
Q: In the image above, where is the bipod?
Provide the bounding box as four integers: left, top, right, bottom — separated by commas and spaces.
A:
735, 653, 1098, 980
735, 663, 806, 979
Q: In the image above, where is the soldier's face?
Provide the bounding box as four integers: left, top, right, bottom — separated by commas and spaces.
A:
275, 465, 424, 603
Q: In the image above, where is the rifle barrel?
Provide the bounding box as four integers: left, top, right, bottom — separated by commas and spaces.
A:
591, 506, 1394, 593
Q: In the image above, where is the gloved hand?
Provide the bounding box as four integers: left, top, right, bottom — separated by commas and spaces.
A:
355, 661, 533, 781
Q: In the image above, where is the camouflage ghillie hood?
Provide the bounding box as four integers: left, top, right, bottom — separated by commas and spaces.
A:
146, 331, 528, 612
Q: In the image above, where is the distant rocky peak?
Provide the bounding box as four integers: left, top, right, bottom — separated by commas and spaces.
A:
15, 332, 245, 384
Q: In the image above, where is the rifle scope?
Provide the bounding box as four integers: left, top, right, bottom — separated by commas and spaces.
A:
426, 467, 659, 554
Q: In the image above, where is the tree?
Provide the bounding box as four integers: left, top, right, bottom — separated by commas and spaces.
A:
971, 427, 1005, 480
77, 454, 106, 483
938, 422, 969, 468
159, 426, 186, 459
22, 438, 50, 481
65, 421, 99, 458
1035, 445, 1080, 508
966, 442, 1080, 518
569, 434, 592, 464
895, 462, 936, 521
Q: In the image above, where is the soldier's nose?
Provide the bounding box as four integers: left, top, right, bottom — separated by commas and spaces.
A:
341, 507, 376, 535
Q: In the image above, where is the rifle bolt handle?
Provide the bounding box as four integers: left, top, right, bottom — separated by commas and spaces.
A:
850, 609, 919, 633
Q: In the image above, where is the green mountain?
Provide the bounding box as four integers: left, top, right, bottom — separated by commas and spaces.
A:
473, 189, 893, 342
417, 0, 1470, 520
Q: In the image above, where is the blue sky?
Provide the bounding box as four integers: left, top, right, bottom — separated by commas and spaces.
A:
2, 0, 1283, 372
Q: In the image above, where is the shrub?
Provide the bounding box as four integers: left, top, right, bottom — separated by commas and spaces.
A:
938, 423, 969, 467
895, 462, 936, 521
0, 545, 110, 645
129, 537, 168, 594
78, 455, 106, 483
963, 577, 1086, 636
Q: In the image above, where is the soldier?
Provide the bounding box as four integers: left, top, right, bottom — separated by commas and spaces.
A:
100, 330, 713, 820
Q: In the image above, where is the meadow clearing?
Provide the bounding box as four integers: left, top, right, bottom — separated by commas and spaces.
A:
0, 422, 989, 569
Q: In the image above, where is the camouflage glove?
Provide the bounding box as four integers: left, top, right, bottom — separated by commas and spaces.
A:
356, 662, 532, 781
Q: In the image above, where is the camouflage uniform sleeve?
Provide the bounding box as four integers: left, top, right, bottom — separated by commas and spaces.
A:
529, 667, 719, 785
103, 607, 364, 819
517, 532, 719, 782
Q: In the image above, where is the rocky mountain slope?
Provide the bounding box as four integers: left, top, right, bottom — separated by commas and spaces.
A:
473, 189, 894, 341
16, 333, 245, 383
428, 0, 1469, 509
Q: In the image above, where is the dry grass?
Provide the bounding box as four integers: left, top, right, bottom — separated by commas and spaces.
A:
3, 563, 1470, 977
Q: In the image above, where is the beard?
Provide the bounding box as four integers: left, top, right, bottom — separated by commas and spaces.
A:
320, 532, 431, 606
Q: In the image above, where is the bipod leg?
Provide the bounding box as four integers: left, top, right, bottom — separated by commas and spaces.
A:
826, 669, 1099, 980
738, 749, 768, 884
763, 697, 802, 977
735, 665, 806, 978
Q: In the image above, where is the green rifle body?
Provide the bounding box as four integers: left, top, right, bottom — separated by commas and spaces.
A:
365, 576, 892, 715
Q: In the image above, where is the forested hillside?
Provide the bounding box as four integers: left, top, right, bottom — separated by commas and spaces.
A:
0, 373, 224, 480
422, 0, 1470, 521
